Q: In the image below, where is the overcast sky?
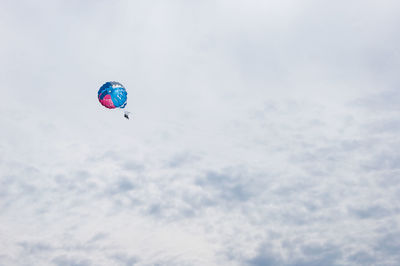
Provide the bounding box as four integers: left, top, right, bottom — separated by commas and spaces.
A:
1, 1, 400, 265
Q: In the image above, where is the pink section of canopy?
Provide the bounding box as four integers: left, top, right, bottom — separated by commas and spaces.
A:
99, 94, 115, 109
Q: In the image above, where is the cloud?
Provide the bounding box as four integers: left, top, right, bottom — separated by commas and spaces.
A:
52, 256, 92, 266
348, 205, 391, 220
110, 253, 139, 266
246, 242, 342, 266
1, 0, 400, 265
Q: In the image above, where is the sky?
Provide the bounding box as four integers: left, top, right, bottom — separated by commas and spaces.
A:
1, 0, 400, 265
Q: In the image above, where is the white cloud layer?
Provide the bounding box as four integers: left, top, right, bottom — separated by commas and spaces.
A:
1, 0, 400, 265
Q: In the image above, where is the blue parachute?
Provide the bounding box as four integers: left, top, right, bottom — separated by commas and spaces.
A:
98, 81, 130, 119
98, 81, 127, 109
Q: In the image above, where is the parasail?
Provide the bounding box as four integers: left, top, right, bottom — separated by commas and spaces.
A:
98, 81, 130, 119
98, 81, 127, 109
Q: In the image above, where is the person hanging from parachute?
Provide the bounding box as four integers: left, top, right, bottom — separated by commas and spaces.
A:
98, 81, 131, 119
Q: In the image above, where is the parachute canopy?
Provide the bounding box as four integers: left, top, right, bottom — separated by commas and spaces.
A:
98, 81, 127, 109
